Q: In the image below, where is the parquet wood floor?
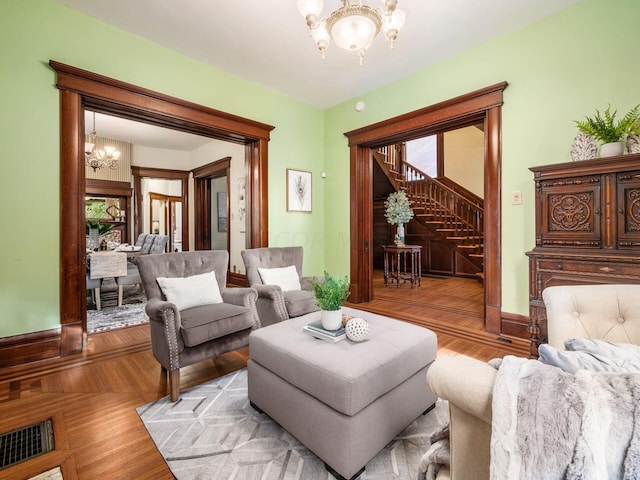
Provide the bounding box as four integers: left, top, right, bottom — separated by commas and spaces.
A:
0, 273, 527, 480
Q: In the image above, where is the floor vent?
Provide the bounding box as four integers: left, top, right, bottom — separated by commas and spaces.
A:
0, 419, 54, 470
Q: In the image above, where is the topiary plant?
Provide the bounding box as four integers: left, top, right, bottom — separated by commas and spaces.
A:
575, 104, 640, 144
384, 191, 414, 225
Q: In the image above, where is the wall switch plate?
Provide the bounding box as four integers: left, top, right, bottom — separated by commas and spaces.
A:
511, 190, 522, 205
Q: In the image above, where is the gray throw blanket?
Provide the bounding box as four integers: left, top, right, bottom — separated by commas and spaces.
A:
417, 423, 450, 480
491, 356, 640, 480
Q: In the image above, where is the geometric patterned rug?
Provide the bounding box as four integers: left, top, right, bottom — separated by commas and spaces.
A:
136, 369, 448, 480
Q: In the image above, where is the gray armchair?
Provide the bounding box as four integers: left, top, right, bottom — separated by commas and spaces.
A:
137, 250, 260, 401
241, 246, 319, 327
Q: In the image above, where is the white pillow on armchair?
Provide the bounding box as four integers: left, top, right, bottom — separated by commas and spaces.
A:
257, 265, 301, 292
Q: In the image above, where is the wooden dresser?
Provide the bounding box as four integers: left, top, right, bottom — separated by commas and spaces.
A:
526, 153, 640, 357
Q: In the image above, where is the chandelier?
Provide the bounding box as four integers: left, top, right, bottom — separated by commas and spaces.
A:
298, 0, 405, 65
85, 112, 121, 171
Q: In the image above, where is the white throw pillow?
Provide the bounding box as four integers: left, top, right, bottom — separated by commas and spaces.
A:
257, 265, 301, 292
156, 271, 223, 311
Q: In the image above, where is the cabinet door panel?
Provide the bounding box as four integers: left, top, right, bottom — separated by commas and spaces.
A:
539, 177, 601, 247
617, 171, 640, 249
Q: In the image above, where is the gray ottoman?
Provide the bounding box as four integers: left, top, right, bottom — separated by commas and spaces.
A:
248, 306, 438, 480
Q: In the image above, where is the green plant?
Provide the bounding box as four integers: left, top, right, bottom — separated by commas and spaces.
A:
311, 272, 350, 311
384, 191, 414, 225
575, 104, 640, 143
86, 220, 114, 236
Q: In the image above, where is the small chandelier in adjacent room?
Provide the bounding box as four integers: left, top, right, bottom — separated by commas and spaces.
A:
85, 112, 121, 171
298, 0, 405, 65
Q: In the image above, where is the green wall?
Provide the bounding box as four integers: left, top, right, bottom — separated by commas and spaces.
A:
323, 0, 640, 315
1, 0, 638, 338
0, 0, 324, 337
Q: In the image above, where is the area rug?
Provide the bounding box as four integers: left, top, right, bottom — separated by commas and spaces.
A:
87, 278, 148, 333
137, 369, 448, 480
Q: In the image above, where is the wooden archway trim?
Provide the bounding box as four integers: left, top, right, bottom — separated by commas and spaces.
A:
50, 61, 274, 355
345, 82, 507, 334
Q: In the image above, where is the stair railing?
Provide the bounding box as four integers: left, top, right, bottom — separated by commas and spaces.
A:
402, 160, 483, 238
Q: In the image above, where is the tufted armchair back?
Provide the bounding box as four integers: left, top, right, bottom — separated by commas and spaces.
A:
542, 284, 640, 349
242, 246, 304, 287
138, 250, 229, 302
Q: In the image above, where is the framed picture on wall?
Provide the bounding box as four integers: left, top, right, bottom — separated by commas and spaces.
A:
286, 168, 312, 212
217, 191, 227, 232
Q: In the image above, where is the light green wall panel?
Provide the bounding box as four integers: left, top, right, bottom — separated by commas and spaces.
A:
0, 0, 324, 337
324, 0, 640, 314
2, 0, 639, 339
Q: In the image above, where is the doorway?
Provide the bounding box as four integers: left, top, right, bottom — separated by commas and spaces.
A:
51, 60, 274, 355
346, 82, 507, 334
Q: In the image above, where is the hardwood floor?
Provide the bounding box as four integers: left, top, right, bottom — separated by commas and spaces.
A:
0, 274, 527, 480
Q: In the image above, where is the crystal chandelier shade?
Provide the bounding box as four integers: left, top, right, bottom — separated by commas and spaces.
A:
298, 0, 405, 64
85, 112, 121, 171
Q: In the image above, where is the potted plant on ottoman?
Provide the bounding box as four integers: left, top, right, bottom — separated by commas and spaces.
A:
575, 104, 640, 157
311, 272, 350, 330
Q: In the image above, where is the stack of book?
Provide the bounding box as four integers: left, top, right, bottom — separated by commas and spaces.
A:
303, 320, 346, 343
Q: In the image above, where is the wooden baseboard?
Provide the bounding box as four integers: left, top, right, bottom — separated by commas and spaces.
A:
501, 312, 529, 339
0, 329, 61, 369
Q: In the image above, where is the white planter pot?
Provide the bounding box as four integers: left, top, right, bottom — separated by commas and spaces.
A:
600, 141, 624, 158
321, 308, 343, 331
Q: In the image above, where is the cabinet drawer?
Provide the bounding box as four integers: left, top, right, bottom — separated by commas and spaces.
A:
536, 259, 640, 277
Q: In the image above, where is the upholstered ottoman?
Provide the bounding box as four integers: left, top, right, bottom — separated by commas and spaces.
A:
248, 306, 438, 480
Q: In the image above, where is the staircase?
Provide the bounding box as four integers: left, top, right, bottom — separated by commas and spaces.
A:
374, 145, 484, 278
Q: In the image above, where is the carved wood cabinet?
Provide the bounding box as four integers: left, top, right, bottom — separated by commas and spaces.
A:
526, 154, 640, 357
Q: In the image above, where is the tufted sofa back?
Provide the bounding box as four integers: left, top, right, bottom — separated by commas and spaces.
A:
542, 284, 640, 349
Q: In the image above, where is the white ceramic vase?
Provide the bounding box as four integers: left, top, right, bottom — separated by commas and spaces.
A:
627, 135, 640, 155
321, 308, 343, 331
88, 228, 100, 251
397, 223, 405, 245
600, 141, 624, 158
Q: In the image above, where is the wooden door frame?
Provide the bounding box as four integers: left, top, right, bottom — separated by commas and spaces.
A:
345, 82, 507, 333
192, 157, 231, 251
131, 166, 189, 252
50, 61, 274, 355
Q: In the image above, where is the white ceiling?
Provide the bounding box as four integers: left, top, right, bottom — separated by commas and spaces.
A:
57, 0, 584, 110
85, 112, 213, 151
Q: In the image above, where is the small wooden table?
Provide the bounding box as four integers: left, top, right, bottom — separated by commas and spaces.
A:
383, 245, 422, 288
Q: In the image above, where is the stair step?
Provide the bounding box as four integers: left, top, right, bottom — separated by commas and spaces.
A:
435, 226, 465, 231
469, 253, 485, 258
446, 236, 482, 241
458, 244, 482, 250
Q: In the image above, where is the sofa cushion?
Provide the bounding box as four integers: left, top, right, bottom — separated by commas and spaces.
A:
258, 265, 301, 292
156, 271, 222, 311
180, 303, 254, 347
283, 289, 319, 317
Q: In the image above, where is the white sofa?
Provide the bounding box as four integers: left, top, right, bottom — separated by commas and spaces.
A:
426, 284, 640, 480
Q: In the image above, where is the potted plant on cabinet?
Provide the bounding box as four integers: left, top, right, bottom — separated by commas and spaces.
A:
574, 104, 640, 157
384, 191, 414, 245
311, 272, 350, 331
